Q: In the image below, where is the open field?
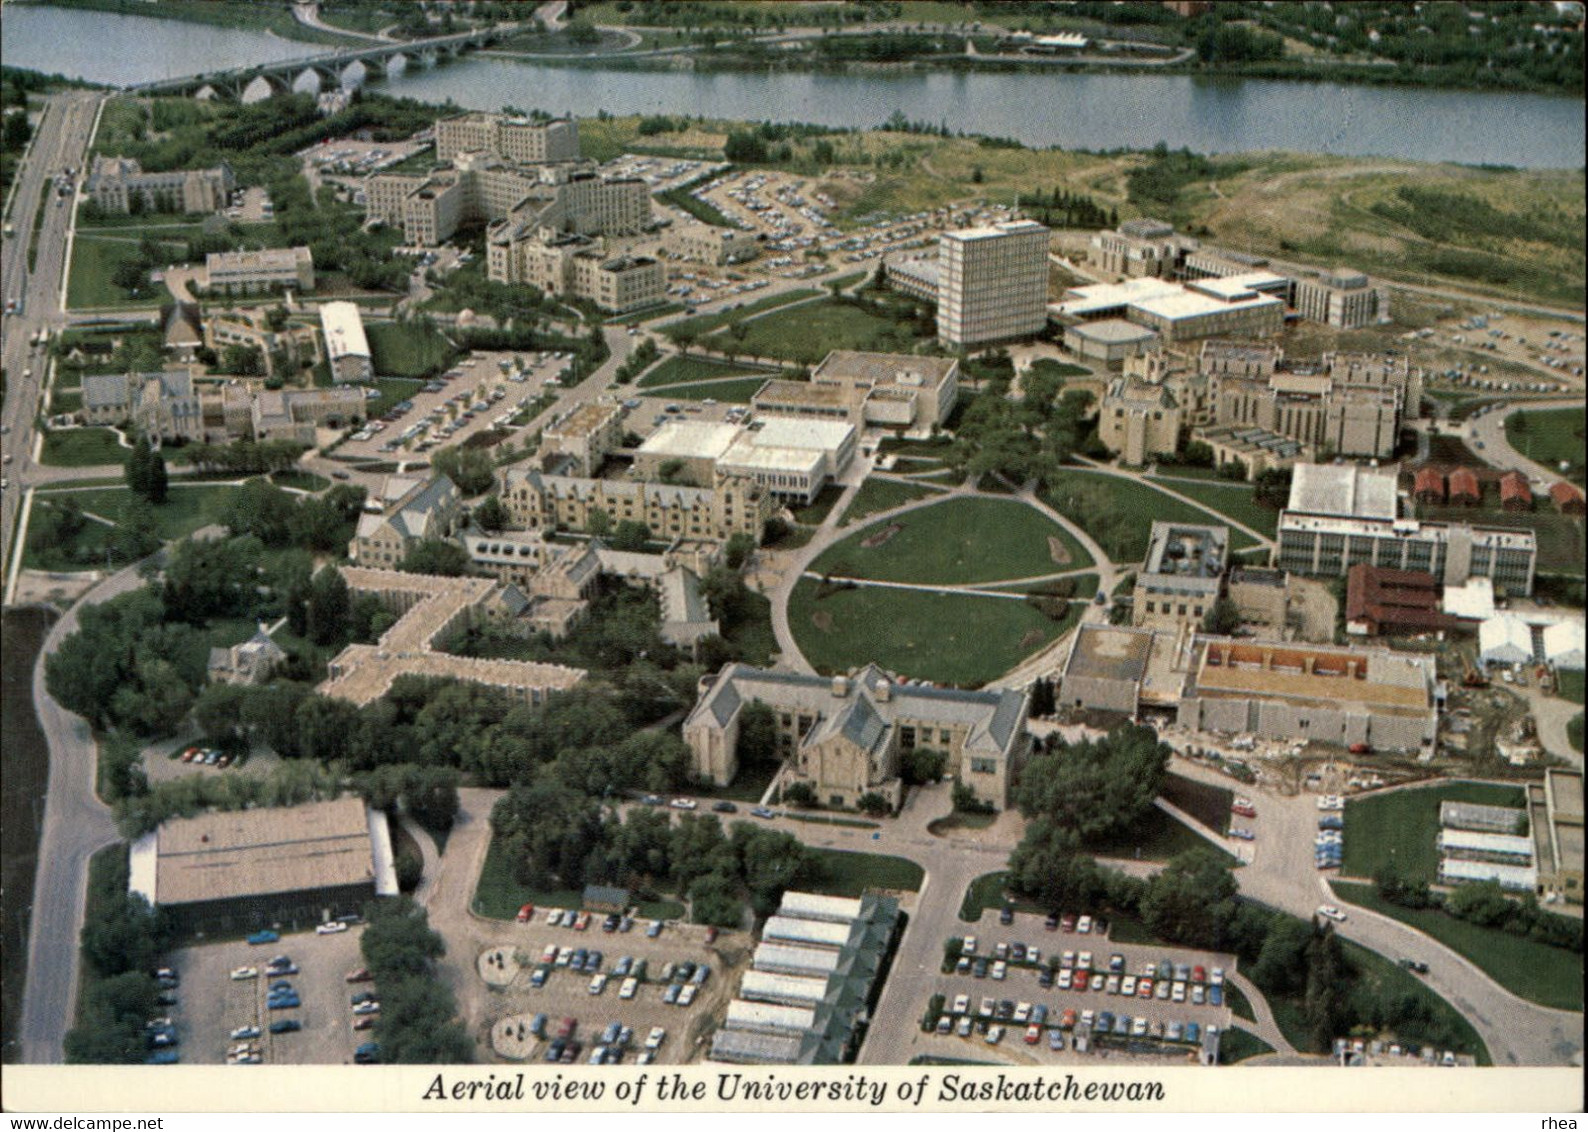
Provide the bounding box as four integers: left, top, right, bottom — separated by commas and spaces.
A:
806, 849, 924, 897
39, 427, 127, 467
1331, 881, 1582, 1012
1145, 478, 1280, 539
1506, 406, 1586, 482
365, 321, 457, 378
1556, 668, 1585, 706
35, 483, 241, 542
839, 478, 942, 527
1341, 781, 1526, 885
473, 835, 684, 923
646, 378, 767, 403
637, 355, 758, 389
1085, 806, 1236, 866
65, 235, 178, 310
812, 496, 1091, 584
660, 289, 821, 340
1042, 470, 1260, 564
789, 578, 1077, 688
706, 298, 927, 363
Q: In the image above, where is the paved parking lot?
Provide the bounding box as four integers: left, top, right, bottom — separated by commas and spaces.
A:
336, 350, 563, 463
168, 926, 368, 1066
919, 921, 1234, 1065
471, 915, 747, 1066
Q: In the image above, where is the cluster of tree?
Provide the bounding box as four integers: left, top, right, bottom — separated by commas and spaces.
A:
355, 763, 461, 835
114, 759, 346, 839
1042, 474, 1159, 564
1195, 23, 1285, 65
430, 444, 498, 497
1015, 187, 1116, 231
398, 538, 473, 577
222, 479, 367, 554
1252, 466, 1293, 510
454, 324, 608, 379
1126, 144, 1250, 219
1372, 186, 1583, 257
1014, 723, 1170, 844
177, 438, 309, 475
64, 851, 174, 1064
1201, 597, 1242, 636
612, 336, 660, 384
123, 436, 168, 505
491, 792, 829, 926
1376, 870, 1582, 952
422, 262, 553, 326
107, 237, 179, 300
359, 898, 472, 1063
815, 33, 963, 62
949, 374, 1101, 488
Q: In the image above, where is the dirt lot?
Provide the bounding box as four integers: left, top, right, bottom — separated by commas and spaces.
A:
169, 925, 369, 1066
1286, 576, 1338, 644
467, 915, 749, 1066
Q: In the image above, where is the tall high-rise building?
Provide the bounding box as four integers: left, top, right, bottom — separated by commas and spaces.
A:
936, 219, 1050, 350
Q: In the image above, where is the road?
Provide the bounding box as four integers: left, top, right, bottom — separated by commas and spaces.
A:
2, 90, 104, 591
18, 557, 148, 1063
1463, 395, 1584, 486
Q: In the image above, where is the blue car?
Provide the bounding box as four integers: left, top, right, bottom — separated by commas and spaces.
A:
1186, 1021, 1201, 1043
247, 930, 280, 945
1209, 985, 1224, 1007
144, 1050, 180, 1065
354, 1042, 381, 1064
268, 993, 301, 1010
269, 1019, 302, 1034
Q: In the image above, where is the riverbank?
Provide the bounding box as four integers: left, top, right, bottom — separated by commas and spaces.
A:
9, 0, 365, 47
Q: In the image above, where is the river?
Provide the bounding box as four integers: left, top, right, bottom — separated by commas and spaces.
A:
4, 4, 1584, 169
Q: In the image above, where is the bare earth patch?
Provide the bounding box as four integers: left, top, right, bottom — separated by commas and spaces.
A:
811, 610, 834, 632
1019, 629, 1046, 650
1047, 536, 1073, 567
861, 522, 903, 549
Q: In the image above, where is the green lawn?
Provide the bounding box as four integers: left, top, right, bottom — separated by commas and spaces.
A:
721, 590, 776, 668
646, 378, 768, 403
1218, 1026, 1274, 1064
1569, 713, 1584, 753
1506, 406, 1585, 480
1224, 982, 1255, 1023
1331, 881, 1582, 1012
365, 321, 457, 378
1554, 668, 1584, 705
268, 470, 331, 493
36, 483, 241, 542
1145, 478, 1280, 539
839, 478, 941, 527
790, 484, 846, 526
710, 298, 928, 364
1419, 504, 1584, 577
660, 288, 821, 340
812, 496, 1092, 584
1083, 805, 1237, 865
1161, 772, 1234, 835
637, 354, 759, 389
22, 500, 116, 571
472, 834, 684, 922
1342, 781, 1527, 884
39, 428, 128, 467
1340, 939, 1490, 1065
807, 849, 924, 897
65, 234, 179, 310
789, 577, 1078, 687
1042, 470, 1261, 563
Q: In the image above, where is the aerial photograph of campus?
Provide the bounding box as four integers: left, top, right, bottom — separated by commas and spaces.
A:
0, 0, 1582, 1101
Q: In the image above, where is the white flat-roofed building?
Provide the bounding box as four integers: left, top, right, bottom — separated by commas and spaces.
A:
752, 943, 843, 977
718, 416, 857, 505
319, 301, 372, 383
800, 350, 960, 432
1052, 278, 1183, 323
1438, 856, 1537, 891
206, 246, 315, 294
883, 252, 939, 303
724, 1000, 818, 1036
1125, 281, 1284, 343
1437, 828, 1535, 864
1090, 218, 1194, 279
1289, 462, 1400, 521
1064, 318, 1161, 368
937, 219, 1049, 349
1479, 615, 1535, 667
739, 969, 830, 1006
778, 891, 864, 923
707, 1029, 806, 1065
633, 420, 743, 487
1444, 577, 1497, 621
762, 915, 852, 950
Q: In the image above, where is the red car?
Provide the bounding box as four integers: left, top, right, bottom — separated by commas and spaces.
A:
704, 927, 719, 944
1192, 965, 1206, 984
1060, 913, 1076, 933
516, 903, 535, 923
352, 1016, 375, 1031
1232, 802, 1257, 818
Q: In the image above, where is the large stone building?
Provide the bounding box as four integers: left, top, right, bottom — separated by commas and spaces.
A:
684, 663, 1033, 811
753, 350, 959, 436
633, 417, 857, 506
664, 221, 761, 266
1132, 522, 1230, 633
319, 301, 373, 384
489, 227, 664, 314
205, 247, 315, 295
241, 385, 366, 445
348, 475, 463, 569
937, 220, 1050, 350
1276, 463, 1538, 595
128, 797, 398, 935
1098, 376, 1182, 465
434, 112, 580, 164
540, 399, 626, 476
1293, 268, 1387, 330
320, 567, 585, 708
87, 156, 233, 215
1528, 769, 1584, 903
497, 465, 771, 545
1090, 218, 1196, 279
81, 370, 205, 442
205, 309, 321, 379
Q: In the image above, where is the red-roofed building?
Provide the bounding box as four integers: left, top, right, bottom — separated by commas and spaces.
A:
1447, 467, 1481, 506
1551, 481, 1586, 515
1344, 565, 1467, 637
1499, 471, 1532, 512
1413, 467, 1446, 504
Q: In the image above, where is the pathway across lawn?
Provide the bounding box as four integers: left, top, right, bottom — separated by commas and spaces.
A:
1043, 468, 1262, 562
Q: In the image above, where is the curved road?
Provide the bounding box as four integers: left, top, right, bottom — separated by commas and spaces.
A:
1464, 395, 1584, 486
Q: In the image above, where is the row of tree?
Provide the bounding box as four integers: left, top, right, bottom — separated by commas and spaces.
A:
1374, 868, 1582, 952
359, 898, 472, 1063
64, 851, 173, 1063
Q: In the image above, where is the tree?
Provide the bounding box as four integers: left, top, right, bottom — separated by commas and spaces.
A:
146, 448, 168, 505
305, 565, 350, 646
782, 782, 817, 808
1202, 597, 1242, 636
734, 700, 779, 769
610, 519, 650, 551
1139, 849, 1239, 951
1029, 676, 1055, 719
404, 765, 461, 833
472, 495, 508, 532
397, 539, 471, 577
360, 896, 446, 982
124, 435, 154, 500
858, 791, 890, 816
1014, 723, 1170, 843
900, 746, 946, 785
584, 508, 613, 539
723, 532, 757, 570
430, 446, 496, 497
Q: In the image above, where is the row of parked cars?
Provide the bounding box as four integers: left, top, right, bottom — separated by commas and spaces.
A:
937, 995, 1217, 1050
530, 1015, 668, 1066
177, 745, 235, 769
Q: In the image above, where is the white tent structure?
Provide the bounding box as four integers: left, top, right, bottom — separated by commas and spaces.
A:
1544, 621, 1586, 671
1478, 615, 1532, 667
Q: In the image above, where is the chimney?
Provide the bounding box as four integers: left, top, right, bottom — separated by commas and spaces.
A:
874, 679, 892, 703
831, 675, 850, 698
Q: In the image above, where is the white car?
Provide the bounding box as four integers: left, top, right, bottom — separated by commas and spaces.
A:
951, 993, 969, 1014
1172, 982, 1187, 1003
316, 921, 349, 935
1317, 905, 1347, 923
1076, 915, 1093, 934
645, 1026, 666, 1051
984, 1025, 1004, 1045
229, 967, 258, 981
991, 960, 1007, 981
961, 935, 978, 955
669, 798, 698, 811
618, 977, 638, 1000
588, 974, 608, 995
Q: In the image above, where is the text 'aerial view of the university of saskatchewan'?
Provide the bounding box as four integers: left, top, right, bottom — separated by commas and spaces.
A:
0, 0, 1583, 1115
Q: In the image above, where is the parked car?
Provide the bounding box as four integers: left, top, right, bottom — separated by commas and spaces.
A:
1316, 904, 1347, 923
229, 967, 258, 981
316, 920, 348, 935
352, 1001, 381, 1016
516, 903, 536, 923
246, 930, 280, 945
669, 797, 698, 811
269, 1019, 301, 1035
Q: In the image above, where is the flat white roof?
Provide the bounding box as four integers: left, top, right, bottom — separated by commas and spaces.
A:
1443, 577, 1496, 621
1479, 615, 1534, 659
944, 219, 1048, 242
1129, 288, 1283, 321
1438, 857, 1537, 889
1056, 278, 1182, 318
1544, 620, 1586, 668
749, 416, 854, 452
1287, 462, 1399, 521
637, 419, 742, 461
319, 301, 370, 362
1437, 828, 1534, 857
